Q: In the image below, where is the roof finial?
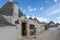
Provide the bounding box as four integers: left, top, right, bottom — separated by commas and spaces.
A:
35, 15, 36, 18
30, 15, 31, 17
9, 0, 13, 2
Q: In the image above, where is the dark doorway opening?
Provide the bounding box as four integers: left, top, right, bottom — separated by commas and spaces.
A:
29, 24, 36, 36
22, 22, 27, 36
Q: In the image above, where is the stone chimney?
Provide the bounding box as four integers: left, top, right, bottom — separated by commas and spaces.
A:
13, 2, 19, 18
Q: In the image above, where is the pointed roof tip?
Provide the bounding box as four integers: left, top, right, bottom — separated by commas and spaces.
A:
9, 0, 13, 2
29, 15, 33, 20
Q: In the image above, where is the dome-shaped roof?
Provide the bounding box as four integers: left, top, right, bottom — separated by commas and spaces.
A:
29, 16, 33, 20
49, 21, 55, 24
34, 17, 39, 22
34, 17, 41, 23
34, 17, 38, 20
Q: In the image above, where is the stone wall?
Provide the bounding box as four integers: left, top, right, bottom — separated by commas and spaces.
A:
0, 26, 17, 40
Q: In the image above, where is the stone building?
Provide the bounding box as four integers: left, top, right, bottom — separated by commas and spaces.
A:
0, 0, 45, 40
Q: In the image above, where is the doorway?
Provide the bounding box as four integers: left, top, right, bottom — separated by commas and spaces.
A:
29, 24, 36, 36
22, 22, 27, 36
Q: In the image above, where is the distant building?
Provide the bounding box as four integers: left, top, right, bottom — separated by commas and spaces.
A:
45, 21, 59, 28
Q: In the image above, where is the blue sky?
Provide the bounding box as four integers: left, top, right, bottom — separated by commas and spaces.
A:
0, 0, 60, 23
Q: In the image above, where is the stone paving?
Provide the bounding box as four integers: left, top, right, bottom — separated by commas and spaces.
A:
21, 30, 48, 40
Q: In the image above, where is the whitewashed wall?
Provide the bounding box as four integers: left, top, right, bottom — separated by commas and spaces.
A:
28, 19, 35, 33
35, 22, 45, 34
20, 16, 27, 20
0, 26, 17, 40
27, 19, 35, 36
2, 15, 19, 25
39, 24, 45, 32
58, 25, 60, 28
35, 23, 41, 33
28, 19, 45, 35
28, 19, 35, 25
2, 15, 12, 24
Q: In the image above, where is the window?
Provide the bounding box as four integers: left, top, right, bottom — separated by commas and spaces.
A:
29, 24, 35, 29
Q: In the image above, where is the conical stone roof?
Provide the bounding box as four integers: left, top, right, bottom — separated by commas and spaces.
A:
0, 2, 25, 17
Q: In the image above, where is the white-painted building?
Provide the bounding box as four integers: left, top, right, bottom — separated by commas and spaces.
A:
0, 0, 45, 40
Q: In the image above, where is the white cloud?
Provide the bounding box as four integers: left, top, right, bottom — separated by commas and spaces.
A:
26, 15, 50, 22
26, 16, 60, 23
47, 8, 60, 15
54, 0, 58, 2
37, 17, 50, 22
27, 6, 37, 12
9, 0, 13, 2
53, 20, 60, 23
57, 17, 60, 20
26, 15, 60, 23
54, 17, 60, 21
56, 17, 60, 19
27, 15, 35, 18
51, 17, 60, 23
40, 7, 44, 11
45, 0, 49, 3
24, 10, 26, 13
25, 6, 44, 12
45, 3, 60, 16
